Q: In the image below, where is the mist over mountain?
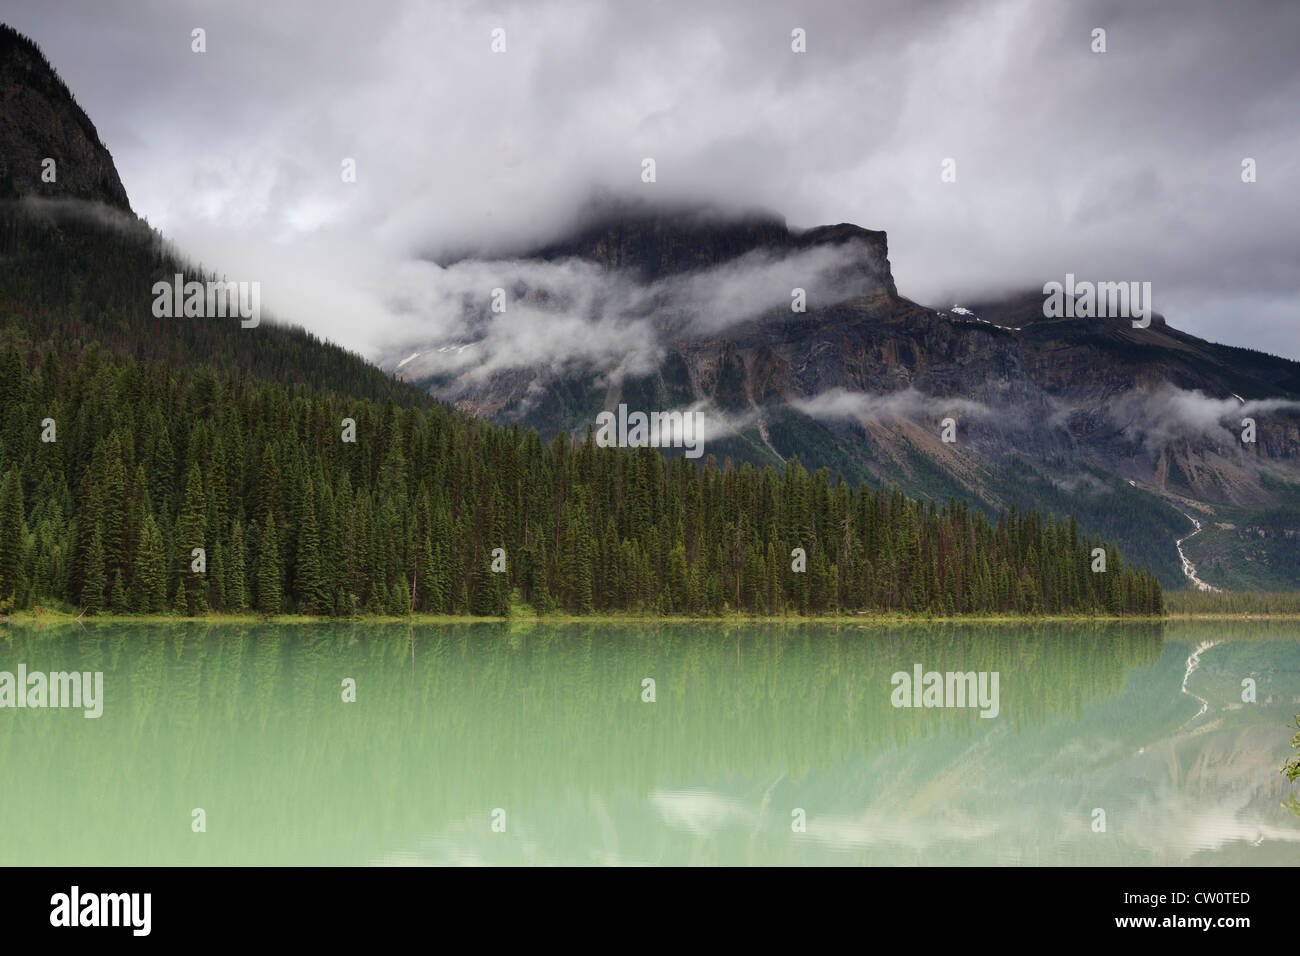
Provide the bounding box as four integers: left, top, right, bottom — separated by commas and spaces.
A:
385, 201, 1300, 590
0, 23, 1174, 622
0, 24, 435, 407
5, 6, 1300, 897
2, 16, 1296, 598
6, 0, 1297, 362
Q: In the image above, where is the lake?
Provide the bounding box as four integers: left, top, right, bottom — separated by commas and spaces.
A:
1, 619, 1297, 865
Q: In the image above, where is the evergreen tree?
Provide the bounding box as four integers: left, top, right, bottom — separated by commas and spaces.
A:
82, 528, 106, 615
257, 514, 281, 614
294, 478, 329, 614
108, 570, 126, 612
67, 469, 102, 605
175, 463, 207, 615
227, 520, 247, 611
133, 513, 167, 613
100, 433, 128, 581
0, 466, 24, 602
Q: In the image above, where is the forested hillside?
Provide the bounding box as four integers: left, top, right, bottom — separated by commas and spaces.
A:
0, 321, 1162, 617
397, 203, 1300, 594
0, 131, 1162, 619
0, 202, 431, 407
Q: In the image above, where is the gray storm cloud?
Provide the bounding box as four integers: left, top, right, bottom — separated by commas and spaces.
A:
4, 0, 1298, 361
1106, 384, 1300, 449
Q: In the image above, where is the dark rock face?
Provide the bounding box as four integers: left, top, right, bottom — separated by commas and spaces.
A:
391, 203, 1300, 588
524, 201, 897, 296
403, 207, 1300, 504
0, 24, 131, 212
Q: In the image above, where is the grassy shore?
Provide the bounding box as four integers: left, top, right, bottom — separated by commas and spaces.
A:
4, 606, 1300, 626
5, 590, 1300, 626
1162, 591, 1300, 617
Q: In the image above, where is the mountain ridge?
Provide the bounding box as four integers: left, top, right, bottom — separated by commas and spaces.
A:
0, 23, 1289, 596
388, 203, 1300, 591
0, 24, 131, 212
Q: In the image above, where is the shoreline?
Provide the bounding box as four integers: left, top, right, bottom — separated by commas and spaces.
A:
4, 610, 1300, 626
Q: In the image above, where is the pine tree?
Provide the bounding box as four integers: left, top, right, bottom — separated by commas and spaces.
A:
175, 463, 207, 615
470, 556, 503, 616
294, 478, 329, 614
109, 570, 126, 612
100, 433, 128, 581
257, 514, 281, 614
67, 468, 103, 605
574, 514, 595, 613
227, 520, 247, 611
133, 513, 167, 613
82, 528, 106, 615
0, 466, 24, 602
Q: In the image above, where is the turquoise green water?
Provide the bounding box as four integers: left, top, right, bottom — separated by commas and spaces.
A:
0, 620, 1297, 865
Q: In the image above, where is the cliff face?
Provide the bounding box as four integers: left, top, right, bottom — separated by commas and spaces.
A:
0, 24, 131, 211
527, 204, 897, 296
403, 209, 1300, 497
390, 205, 1300, 589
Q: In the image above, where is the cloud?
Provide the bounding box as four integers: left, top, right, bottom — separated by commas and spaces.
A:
790, 386, 990, 423
15, 196, 147, 236
4, 0, 1298, 359
687, 400, 762, 444
381, 239, 879, 385
1106, 383, 1300, 449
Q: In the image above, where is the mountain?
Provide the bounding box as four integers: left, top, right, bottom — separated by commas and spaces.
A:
0, 24, 130, 211
0, 24, 429, 408
520, 201, 897, 295
387, 203, 1300, 590
0, 24, 1162, 619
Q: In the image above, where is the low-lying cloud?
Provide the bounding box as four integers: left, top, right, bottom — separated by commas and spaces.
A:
385, 239, 880, 386
1107, 384, 1300, 449
9, 0, 1296, 360
790, 386, 990, 424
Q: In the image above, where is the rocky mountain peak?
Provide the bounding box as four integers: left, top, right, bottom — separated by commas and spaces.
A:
525, 198, 897, 296
0, 24, 132, 212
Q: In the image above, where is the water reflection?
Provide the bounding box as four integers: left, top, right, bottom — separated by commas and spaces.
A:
0, 619, 1296, 865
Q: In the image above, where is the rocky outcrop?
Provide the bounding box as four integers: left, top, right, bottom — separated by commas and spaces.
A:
390, 203, 1300, 587
525, 200, 897, 296
0, 24, 131, 212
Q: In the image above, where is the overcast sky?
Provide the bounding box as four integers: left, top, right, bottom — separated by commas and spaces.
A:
6, 0, 1299, 360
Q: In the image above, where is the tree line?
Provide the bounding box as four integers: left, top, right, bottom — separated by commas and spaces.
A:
0, 337, 1162, 617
